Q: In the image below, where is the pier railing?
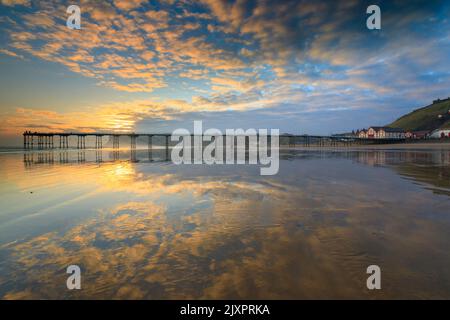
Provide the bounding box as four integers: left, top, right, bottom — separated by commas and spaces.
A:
22, 131, 406, 150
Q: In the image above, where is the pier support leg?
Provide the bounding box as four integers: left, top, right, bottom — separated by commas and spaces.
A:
113, 136, 120, 149
148, 135, 152, 149
97, 136, 101, 149
165, 135, 169, 160
148, 135, 153, 161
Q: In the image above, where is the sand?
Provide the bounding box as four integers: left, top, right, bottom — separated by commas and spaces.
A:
283, 142, 450, 150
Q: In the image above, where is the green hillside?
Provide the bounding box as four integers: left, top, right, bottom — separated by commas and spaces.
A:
388, 98, 450, 131
442, 120, 450, 129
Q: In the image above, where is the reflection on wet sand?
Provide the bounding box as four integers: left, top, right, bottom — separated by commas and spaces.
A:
0, 149, 450, 299
22, 149, 172, 165
353, 150, 450, 195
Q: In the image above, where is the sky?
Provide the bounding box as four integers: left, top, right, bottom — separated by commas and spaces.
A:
0, 0, 450, 146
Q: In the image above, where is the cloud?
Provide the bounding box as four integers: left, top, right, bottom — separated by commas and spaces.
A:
0, 48, 23, 59
113, 0, 146, 11
1, 0, 30, 7
1, 0, 450, 136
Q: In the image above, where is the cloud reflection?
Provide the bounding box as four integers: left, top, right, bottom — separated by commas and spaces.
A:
0, 149, 450, 299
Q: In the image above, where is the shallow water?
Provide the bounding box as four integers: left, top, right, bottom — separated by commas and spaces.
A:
0, 148, 449, 299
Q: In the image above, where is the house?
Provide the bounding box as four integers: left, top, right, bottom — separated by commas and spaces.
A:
383, 127, 406, 139
357, 129, 367, 138
430, 129, 450, 139
366, 127, 405, 139
405, 130, 430, 139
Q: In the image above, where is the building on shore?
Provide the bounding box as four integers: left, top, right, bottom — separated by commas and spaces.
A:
430, 129, 450, 138
366, 127, 405, 139
405, 130, 430, 139
355, 127, 406, 139
356, 129, 367, 138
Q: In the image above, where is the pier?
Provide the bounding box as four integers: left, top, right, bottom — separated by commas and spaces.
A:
22, 131, 406, 150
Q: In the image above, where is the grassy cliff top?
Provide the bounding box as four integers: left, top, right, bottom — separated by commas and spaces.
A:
388, 99, 450, 131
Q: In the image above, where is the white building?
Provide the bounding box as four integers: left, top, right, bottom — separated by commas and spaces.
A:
430, 129, 450, 138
